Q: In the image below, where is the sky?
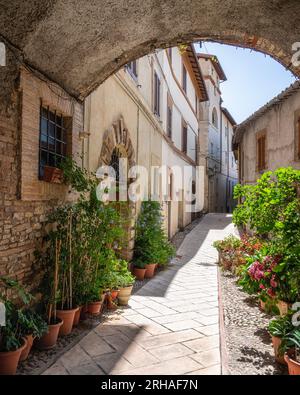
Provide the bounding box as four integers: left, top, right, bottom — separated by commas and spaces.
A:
194, 42, 297, 124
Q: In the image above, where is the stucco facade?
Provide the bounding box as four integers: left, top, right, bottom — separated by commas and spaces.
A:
84, 44, 208, 244
233, 81, 300, 184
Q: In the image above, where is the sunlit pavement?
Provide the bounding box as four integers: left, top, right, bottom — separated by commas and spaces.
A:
43, 213, 237, 375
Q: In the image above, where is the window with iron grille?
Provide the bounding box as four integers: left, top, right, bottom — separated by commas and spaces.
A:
39, 106, 67, 179
153, 72, 161, 117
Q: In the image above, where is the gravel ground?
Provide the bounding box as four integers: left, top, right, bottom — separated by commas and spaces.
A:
220, 270, 287, 375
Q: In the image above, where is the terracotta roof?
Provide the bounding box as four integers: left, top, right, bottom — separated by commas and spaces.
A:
186, 45, 208, 102
197, 53, 227, 81
233, 79, 300, 146
221, 107, 236, 126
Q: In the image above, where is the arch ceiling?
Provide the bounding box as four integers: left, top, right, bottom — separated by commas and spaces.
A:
1, 0, 300, 100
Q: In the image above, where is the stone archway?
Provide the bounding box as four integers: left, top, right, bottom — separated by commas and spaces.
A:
99, 116, 136, 261
1, 1, 300, 100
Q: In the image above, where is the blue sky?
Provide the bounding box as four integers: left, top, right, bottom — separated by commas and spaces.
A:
195, 42, 297, 124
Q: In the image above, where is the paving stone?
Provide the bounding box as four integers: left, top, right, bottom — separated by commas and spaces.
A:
122, 343, 160, 367
42, 362, 68, 375
187, 364, 221, 375
136, 307, 163, 318
59, 345, 92, 370
142, 329, 202, 350
183, 335, 220, 353
94, 352, 133, 374
68, 362, 106, 375
190, 348, 220, 368
163, 319, 201, 332
80, 331, 115, 357
194, 324, 219, 337
120, 356, 202, 375
152, 311, 199, 324
149, 343, 194, 361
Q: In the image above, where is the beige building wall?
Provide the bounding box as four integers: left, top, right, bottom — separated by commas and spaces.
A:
237, 84, 300, 184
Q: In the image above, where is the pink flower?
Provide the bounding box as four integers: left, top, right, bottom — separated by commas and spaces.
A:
270, 275, 278, 288
259, 284, 265, 290
267, 288, 275, 298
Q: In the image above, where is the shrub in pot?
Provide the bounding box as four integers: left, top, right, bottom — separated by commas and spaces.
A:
133, 261, 147, 281
268, 314, 294, 365
284, 329, 300, 375
133, 201, 175, 277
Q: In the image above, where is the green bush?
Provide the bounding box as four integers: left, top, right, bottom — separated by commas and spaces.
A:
134, 201, 175, 268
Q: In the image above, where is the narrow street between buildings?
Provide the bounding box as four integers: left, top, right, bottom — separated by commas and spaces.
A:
44, 214, 237, 375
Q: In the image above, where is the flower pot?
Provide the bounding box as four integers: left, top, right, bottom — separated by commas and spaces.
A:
35, 318, 63, 350
42, 165, 63, 183
0, 338, 27, 375
111, 289, 120, 300
271, 336, 286, 365
87, 301, 102, 315
118, 285, 133, 306
133, 267, 146, 281
284, 350, 300, 375
260, 300, 266, 311
19, 334, 34, 362
80, 304, 88, 320
73, 306, 83, 327
145, 263, 156, 279
56, 307, 79, 336
277, 300, 291, 317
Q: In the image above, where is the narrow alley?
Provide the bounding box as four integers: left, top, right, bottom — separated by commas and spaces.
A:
44, 214, 237, 375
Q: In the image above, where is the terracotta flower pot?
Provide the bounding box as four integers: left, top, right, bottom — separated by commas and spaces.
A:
277, 300, 291, 317
87, 301, 102, 315
111, 289, 120, 300
73, 306, 83, 327
133, 267, 146, 281
118, 285, 133, 306
42, 165, 63, 183
145, 263, 156, 279
36, 318, 63, 350
19, 334, 34, 362
284, 350, 300, 375
56, 307, 79, 336
0, 338, 27, 375
271, 336, 286, 365
260, 300, 266, 311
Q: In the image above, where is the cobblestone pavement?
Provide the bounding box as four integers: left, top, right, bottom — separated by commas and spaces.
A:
44, 213, 235, 375
220, 272, 287, 375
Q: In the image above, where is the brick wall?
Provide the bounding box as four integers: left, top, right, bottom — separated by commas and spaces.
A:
0, 57, 83, 289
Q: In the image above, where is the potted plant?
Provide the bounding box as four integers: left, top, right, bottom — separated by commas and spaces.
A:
116, 260, 135, 306
268, 314, 294, 365
133, 201, 175, 279
42, 165, 63, 183
284, 329, 300, 375
19, 309, 48, 361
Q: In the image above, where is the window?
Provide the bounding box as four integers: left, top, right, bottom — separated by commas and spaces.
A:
257, 132, 266, 171
182, 64, 187, 94
212, 108, 218, 128
166, 93, 172, 139
126, 60, 138, 78
39, 105, 68, 179
153, 72, 161, 117
182, 120, 188, 154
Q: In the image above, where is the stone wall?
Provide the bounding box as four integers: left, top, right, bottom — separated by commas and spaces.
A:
0, 53, 83, 288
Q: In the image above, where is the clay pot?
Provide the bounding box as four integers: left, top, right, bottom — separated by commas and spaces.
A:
43, 165, 63, 183
133, 267, 146, 281
56, 307, 79, 336
260, 300, 266, 311
80, 304, 88, 320
0, 338, 27, 375
271, 336, 286, 365
284, 350, 300, 375
87, 301, 102, 315
111, 289, 120, 300
73, 306, 83, 327
36, 318, 63, 350
145, 263, 156, 279
19, 334, 34, 362
118, 285, 133, 306
277, 300, 291, 317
